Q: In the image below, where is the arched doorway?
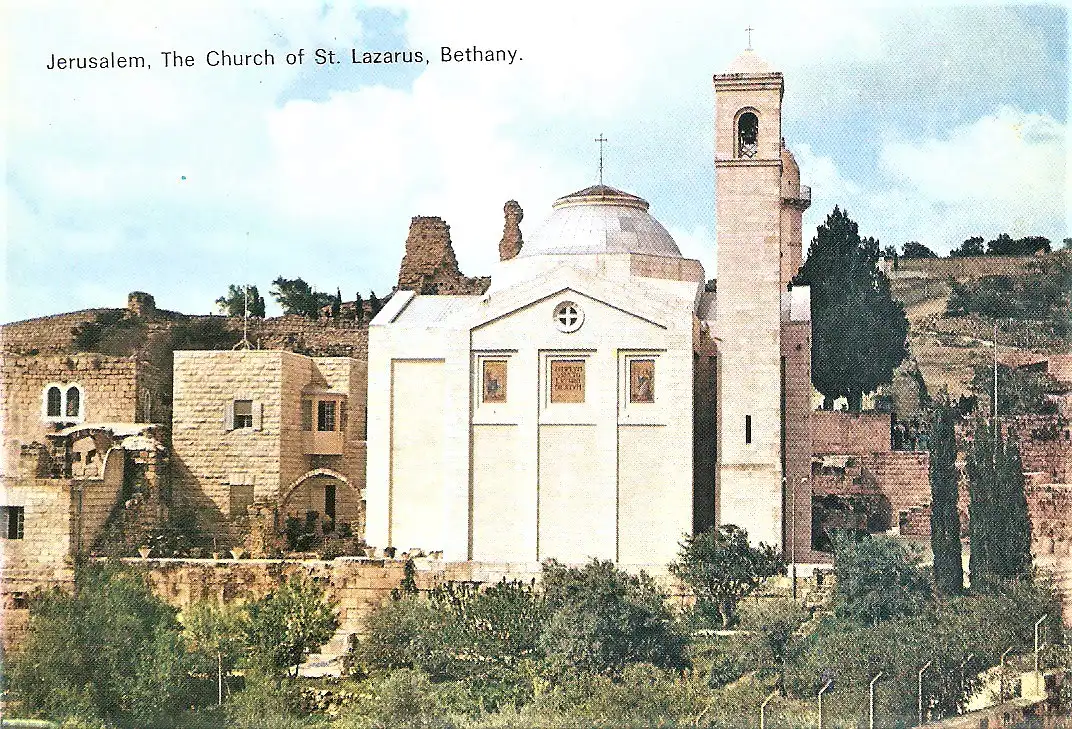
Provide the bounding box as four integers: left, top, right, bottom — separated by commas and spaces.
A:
280, 469, 364, 540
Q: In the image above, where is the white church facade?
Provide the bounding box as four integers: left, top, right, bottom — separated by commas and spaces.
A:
365, 50, 814, 568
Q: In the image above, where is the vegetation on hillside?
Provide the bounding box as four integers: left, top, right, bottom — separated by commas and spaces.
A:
945, 252, 1071, 333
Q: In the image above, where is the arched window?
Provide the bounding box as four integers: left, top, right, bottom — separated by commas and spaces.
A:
65, 386, 81, 418
42, 383, 84, 422
737, 111, 759, 158
46, 387, 62, 417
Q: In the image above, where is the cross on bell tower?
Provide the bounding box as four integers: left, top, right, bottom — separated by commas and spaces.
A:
745, 25, 754, 50
594, 133, 608, 185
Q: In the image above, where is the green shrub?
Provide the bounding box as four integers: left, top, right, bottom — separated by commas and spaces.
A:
539, 559, 687, 678
341, 669, 458, 729
225, 672, 325, 729
6, 563, 194, 728
831, 533, 931, 626
243, 574, 338, 677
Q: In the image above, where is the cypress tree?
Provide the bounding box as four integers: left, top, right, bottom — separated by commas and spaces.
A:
995, 433, 1032, 578
966, 421, 1033, 588
354, 291, 364, 323
369, 291, 382, 318
332, 287, 342, 319
929, 399, 963, 594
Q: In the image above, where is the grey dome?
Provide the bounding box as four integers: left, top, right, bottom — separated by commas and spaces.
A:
519, 185, 682, 258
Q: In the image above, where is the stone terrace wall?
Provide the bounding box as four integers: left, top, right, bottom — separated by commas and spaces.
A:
892, 254, 1041, 281
134, 557, 691, 636
812, 411, 892, 454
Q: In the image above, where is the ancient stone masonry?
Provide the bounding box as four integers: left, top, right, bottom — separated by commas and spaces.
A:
499, 200, 524, 261
396, 216, 490, 295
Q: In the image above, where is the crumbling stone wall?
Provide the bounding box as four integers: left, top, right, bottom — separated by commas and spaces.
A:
397, 216, 490, 295
1000, 415, 1071, 484
247, 316, 369, 359
1, 309, 112, 354
499, 200, 524, 261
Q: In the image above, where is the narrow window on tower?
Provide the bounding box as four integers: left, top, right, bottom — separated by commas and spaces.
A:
745, 414, 752, 444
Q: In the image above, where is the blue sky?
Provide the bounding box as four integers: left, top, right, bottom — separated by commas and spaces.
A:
3, 1, 1068, 321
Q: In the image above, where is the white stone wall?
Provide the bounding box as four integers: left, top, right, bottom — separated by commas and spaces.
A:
367, 274, 697, 567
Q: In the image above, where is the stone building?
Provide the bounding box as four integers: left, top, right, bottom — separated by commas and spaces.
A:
0, 324, 170, 646
170, 350, 367, 551
365, 50, 814, 568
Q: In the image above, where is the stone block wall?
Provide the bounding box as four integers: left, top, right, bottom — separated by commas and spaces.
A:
864, 451, 930, 518
0, 309, 112, 354
891, 254, 1041, 281
0, 353, 145, 475
248, 317, 369, 360
812, 411, 892, 454
1001, 416, 1071, 484
171, 351, 367, 548
172, 351, 288, 541
782, 319, 813, 560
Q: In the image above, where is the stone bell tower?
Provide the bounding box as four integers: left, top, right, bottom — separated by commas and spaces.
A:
713, 50, 788, 547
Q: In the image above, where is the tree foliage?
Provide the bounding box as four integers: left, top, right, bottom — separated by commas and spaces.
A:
901, 240, 938, 259
6, 563, 193, 727
243, 574, 338, 677
785, 580, 1062, 726
986, 233, 1050, 255
929, 398, 964, 595
792, 207, 909, 410
831, 533, 931, 626
216, 284, 266, 318
352, 580, 544, 711
951, 236, 986, 257
966, 421, 1033, 587
539, 559, 687, 677
669, 525, 784, 629
270, 277, 335, 318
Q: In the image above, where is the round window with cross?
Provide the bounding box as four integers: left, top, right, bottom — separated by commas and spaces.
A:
553, 301, 584, 333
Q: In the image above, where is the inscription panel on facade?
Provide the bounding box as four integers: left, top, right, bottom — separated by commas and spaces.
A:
550, 360, 585, 404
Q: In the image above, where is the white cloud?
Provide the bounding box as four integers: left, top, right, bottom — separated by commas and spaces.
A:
2, 1, 1067, 320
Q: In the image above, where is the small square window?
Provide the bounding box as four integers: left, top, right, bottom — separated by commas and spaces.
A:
318, 400, 336, 432
233, 400, 253, 429
482, 360, 508, 404
3, 506, 25, 540
12, 593, 29, 610
301, 400, 313, 431
550, 360, 585, 404
629, 359, 655, 403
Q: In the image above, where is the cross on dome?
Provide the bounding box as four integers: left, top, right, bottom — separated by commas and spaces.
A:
594, 134, 608, 185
